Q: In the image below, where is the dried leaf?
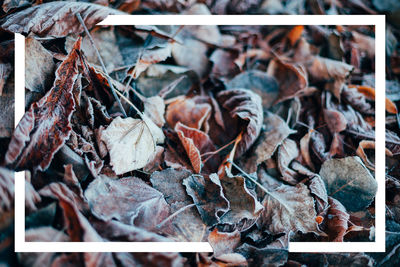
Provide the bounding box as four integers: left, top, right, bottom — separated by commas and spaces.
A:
2, 0, 30, 13
242, 111, 295, 173
144, 95, 166, 128
325, 197, 350, 242
4, 38, 82, 171
208, 228, 241, 257
235, 244, 288, 267
166, 95, 212, 131
287, 25, 305, 46
267, 58, 308, 104
100, 116, 164, 175
214, 172, 264, 231
306, 56, 354, 99
84, 175, 170, 230
352, 31, 375, 58
300, 130, 316, 171
150, 168, 192, 206
0, 62, 11, 96
257, 181, 321, 236
150, 169, 209, 242
131, 44, 172, 79
226, 70, 279, 109
308, 174, 329, 217
319, 156, 377, 212
183, 174, 229, 226
175, 122, 219, 174
217, 89, 263, 159
25, 38, 55, 93
1, 2, 124, 38
277, 138, 300, 185
210, 49, 240, 78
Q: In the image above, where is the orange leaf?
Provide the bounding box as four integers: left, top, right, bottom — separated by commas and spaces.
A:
352, 85, 397, 114
386, 98, 398, 114
287, 25, 304, 46
354, 85, 375, 100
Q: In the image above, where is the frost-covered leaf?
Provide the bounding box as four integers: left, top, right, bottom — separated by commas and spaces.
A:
257, 181, 321, 236
84, 175, 170, 230
1, 2, 124, 38
214, 172, 264, 231
175, 122, 219, 174
325, 197, 350, 242
242, 111, 295, 173
183, 174, 229, 226
319, 156, 377, 212
267, 58, 308, 104
217, 88, 263, 159
4, 38, 82, 171
100, 116, 164, 175
25, 38, 55, 93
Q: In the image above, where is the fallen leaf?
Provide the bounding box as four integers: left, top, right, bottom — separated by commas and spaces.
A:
0, 62, 11, 96
84, 175, 170, 230
130, 43, 172, 79
210, 49, 240, 78
257, 181, 321, 236
66, 27, 125, 73
214, 172, 264, 231
183, 174, 229, 226
342, 86, 374, 115
267, 57, 308, 104
276, 138, 300, 185
4, 38, 82, 171
319, 156, 377, 212
150, 169, 209, 242
287, 25, 304, 46
325, 197, 350, 242
226, 70, 279, 109
100, 116, 164, 175
143, 145, 164, 173
150, 168, 192, 206
143, 95, 166, 128
352, 31, 375, 58
166, 95, 212, 131
242, 111, 295, 173
235, 243, 289, 267
306, 56, 354, 99
300, 130, 316, 171
175, 122, 220, 173
0, 2, 124, 38
2, 0, 30, 13
25, 37, 55, 94
356, 140, 394, 170
308, 174, 329, 217
217, 88, 263, 159
208, 228, 241, 257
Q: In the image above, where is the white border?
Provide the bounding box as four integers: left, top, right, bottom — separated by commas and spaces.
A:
15, 15, 385, 253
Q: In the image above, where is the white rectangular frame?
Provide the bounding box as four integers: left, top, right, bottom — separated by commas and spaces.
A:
15, 14, 386, 253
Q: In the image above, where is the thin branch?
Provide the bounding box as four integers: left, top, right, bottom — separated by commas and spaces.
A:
228, 159, 292, 211
76, 13, 127, 118
227, 159, 272, 195
201, 138, 236, 164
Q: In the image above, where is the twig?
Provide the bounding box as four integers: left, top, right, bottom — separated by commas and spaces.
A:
201, 138, 236, 164
228, 159, 292, 212
75, 13, 127, 118
124, 34, 153, 94
114, 89, 144, 118
227, 159, 271, 195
